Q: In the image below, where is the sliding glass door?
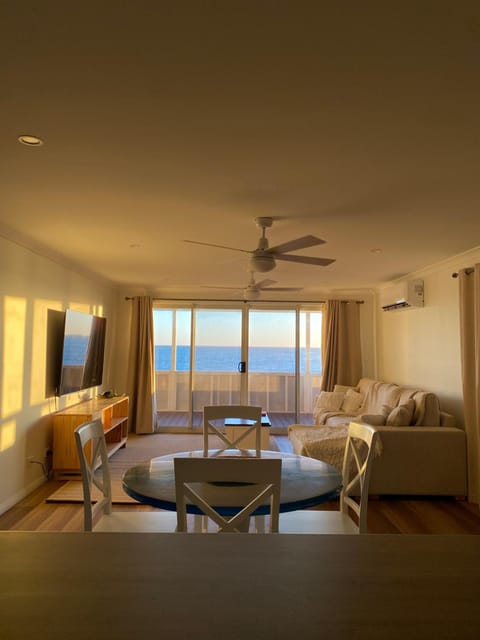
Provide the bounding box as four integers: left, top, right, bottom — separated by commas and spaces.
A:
154, 303, 322, 432
247, 309, 322, 428
191, 309, 243, 428
298, 310, 322, 423
247, 310, 296, 427
155, 308, 192, 429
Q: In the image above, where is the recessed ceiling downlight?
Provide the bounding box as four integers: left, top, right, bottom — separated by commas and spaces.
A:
18, 134, 44, 146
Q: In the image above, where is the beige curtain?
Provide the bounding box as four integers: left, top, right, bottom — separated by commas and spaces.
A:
459, 265, 480, 504
321, 300, 362, 392
127, 296, 157, 434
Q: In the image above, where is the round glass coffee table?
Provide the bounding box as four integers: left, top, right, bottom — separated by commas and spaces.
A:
122, 449, 342, 516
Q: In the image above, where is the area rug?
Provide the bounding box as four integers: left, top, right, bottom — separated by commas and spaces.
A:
46, 433, 280, 504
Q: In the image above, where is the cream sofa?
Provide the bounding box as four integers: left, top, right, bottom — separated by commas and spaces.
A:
288, 378, 467, 497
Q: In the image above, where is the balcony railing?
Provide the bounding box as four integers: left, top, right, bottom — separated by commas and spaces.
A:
155, 371, 320, 429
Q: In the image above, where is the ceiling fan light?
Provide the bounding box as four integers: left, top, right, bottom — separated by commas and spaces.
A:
249, 254, 275, 272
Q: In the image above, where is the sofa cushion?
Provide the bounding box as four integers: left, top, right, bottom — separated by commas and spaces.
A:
360, 413, 387, 426
411, 392, 441, 426
313, 391, 346, 424
357, 378, 377, 396
386, 399, 415, 426
315, 391, 345, 411
334, 384, 358, 394
396, 389, 441, 426
360, 381, 402, 415
341, 389, 364, 414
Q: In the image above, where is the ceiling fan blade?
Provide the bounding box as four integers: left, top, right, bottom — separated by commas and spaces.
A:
275, 254, 336, 266
200, 285, 244, 290
261, 286, 304, 292
184, 239, 251, 254
267, 235, 325, 255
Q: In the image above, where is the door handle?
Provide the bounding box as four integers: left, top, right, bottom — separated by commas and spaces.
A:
238, 361, 246, 373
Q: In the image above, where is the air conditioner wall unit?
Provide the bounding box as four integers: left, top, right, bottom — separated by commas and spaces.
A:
381, 279, 424, 311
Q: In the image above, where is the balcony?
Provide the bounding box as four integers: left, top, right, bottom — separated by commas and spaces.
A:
155, 371, 320, 432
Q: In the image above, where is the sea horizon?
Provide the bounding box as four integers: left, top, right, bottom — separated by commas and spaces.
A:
155, 345, 321, 373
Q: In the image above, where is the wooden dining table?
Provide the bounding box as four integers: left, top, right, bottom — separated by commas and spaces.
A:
1, 531, 480, 639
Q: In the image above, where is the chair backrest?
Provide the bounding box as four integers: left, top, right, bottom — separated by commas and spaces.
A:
174, 457, 281, 533
74, 419, 112, 531
203, 405, 262, 456
340, 421, 379, 533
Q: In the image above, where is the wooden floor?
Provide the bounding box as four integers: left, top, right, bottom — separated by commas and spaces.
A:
1, 436, 480, 534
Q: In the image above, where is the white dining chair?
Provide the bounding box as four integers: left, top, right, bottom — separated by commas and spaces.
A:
74, 419, 177, 532
279, 421, 379, 534
174, 456, 281, 533
203, 404, 263, 456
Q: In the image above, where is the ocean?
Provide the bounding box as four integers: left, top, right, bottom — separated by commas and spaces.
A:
155, 345, 321, 374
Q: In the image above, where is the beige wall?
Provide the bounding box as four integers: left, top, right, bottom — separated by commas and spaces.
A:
376, 248, 480, 425
359, 295, 376, 380
0, 235, 118, 514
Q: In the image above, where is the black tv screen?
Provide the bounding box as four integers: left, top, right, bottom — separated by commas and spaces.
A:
58, 310, 106, 396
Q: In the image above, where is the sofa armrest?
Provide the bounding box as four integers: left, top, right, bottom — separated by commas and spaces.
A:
440, 411, 456, 427
369, 426, 467, 496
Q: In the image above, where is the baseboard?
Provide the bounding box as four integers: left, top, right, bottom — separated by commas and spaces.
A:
0, 475, 47, 516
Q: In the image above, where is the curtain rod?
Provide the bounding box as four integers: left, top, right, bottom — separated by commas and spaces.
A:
452, 268, 474, 278
125, 296, 364, 304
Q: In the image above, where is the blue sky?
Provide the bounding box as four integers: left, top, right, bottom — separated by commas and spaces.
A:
154, 308, 321, 348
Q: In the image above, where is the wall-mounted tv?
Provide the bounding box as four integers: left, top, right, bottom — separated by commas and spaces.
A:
57, 310, 107, 396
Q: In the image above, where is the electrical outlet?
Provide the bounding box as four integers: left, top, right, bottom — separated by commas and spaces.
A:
27, 455, 35, 463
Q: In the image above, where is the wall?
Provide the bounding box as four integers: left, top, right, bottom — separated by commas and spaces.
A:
375, 247, 480, 425
359, 294, 376, 379
0, 235, 118, 515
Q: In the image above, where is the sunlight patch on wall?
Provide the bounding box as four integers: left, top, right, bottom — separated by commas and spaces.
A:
70, 303, 92, 314
2, 296, 27, 419
40, 401, 54, 417
70, 303, 104, 317
30, 299, 62, 406
0, 418, 16, 452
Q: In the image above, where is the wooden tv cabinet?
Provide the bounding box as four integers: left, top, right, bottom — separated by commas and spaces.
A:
52, 395, 129, 479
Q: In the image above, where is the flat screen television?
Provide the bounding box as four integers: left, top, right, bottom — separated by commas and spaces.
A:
57, 310, 107, 396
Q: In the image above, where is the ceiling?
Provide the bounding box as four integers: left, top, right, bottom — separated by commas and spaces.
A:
1, 1, 480, 298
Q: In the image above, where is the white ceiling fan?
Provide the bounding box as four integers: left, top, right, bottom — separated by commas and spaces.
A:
202, 272, 304, 300
185, 217, 335, 273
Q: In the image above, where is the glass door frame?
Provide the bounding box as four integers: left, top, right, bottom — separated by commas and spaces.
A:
153, 300, 323, 432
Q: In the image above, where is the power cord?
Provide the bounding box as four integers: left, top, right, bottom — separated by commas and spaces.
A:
29, 449, 53, 479
29, 459, 49, 479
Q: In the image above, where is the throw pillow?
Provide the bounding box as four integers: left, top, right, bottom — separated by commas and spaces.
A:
381, 404, 392, 417
334, 384, 358, 394
341, 389, 364, 414
386, 399, 415, 427
314, 391, 345, 411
